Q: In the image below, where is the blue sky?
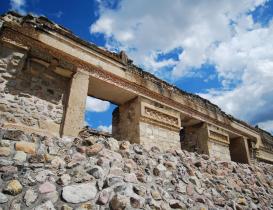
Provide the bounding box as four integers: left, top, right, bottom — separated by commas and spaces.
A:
1, 0, 273, 133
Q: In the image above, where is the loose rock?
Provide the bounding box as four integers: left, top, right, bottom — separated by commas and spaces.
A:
62, 182, 97, 204
3, 180, 23, 195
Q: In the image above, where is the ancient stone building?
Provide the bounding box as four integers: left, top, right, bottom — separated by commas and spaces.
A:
0, 11, 273, 164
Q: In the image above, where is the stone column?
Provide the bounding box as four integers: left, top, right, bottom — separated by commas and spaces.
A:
62, 70, 89, 137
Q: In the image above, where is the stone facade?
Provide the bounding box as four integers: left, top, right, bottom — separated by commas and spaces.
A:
0, 44, 68, 135
113, 97, 181, 151
0, 11, 273, 164
139, 122, 180, 150
207, 124, 231, 161
208, 141, 231, 161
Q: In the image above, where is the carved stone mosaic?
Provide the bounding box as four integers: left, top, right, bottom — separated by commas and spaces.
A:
141, 102, 180, 128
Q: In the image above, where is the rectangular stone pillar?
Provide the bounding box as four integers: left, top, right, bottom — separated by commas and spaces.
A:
112, 97, 141, 143
230, 137, 251, 164
62, 70, 89, 137
112, 97, 181, 151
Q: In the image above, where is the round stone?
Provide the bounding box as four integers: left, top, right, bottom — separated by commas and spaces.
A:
39, 182, 56, 194
24, 189, 38, 207
13, 151, 27, 162
62, 182, 97, 204
34, 200, 56, 210
110, 194, 129, 210
97, 190, 109, 205
4, 180, 23, 195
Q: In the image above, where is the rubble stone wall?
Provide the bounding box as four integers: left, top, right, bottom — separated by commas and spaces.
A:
0, 127, 272, 209
0, 44, 69, 135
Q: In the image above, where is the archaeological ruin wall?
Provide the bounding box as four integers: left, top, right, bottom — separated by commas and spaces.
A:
1, 11, 273, 164
0, 43, 69, 135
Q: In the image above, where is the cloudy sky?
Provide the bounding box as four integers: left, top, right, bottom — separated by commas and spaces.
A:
1, 0, 273, 133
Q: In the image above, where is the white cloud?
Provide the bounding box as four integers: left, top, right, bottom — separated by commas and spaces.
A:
10, 0, 26, 15
86, 97, 110, 112
97, 125, 112, 133
90, 0, 273, 133
200, 21, 273, 126
258, 120, 273, 133
90, 0, 267, 76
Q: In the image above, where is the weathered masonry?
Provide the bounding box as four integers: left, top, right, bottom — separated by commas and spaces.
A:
1, 12, 273, 164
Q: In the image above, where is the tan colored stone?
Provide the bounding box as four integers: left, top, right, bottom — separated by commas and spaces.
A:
4, 180, 23, 195
0, 147, 11, 157
86, 143, 104, 156
15, 141, 36, 154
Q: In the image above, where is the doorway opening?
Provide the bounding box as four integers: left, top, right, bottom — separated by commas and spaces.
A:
84, 96, 117, 134
229, 137, 251, 164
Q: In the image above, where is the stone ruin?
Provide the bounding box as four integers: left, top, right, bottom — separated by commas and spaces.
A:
0, 11, 273, 164
0, 11, 273, 210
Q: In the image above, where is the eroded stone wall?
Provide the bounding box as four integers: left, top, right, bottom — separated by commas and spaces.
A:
207, 125, 231, 161
208, 141, 231, 161
139, 121, 180, 150
0, 44, 69, 135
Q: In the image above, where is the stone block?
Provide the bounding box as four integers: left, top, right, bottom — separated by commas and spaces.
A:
15, 141, 36, 154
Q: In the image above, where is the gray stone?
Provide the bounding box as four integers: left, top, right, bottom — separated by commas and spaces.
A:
87, 166, 104, 179
169, 199, 185, 209
153, 164, 166, 176
97, 189, 109, 205
3, 129, 28, 141
34, 200, 56, 210
24, 188, 38, 206
105, 137, 119, 151
61, 204, 73, 210
189, 176, 201, 188
51, 156, 66, 169
133, 144, 143, 154
124, 173, 138, 183
62, 182, 97, 204
43, 191, 59, 203
57, 174, 71, 186
0, 140, 10, 147
13, 151, 27, 162
0, 192, 8, 204
106, 175, 123, 187
0, 158, 13, 166
35, 170, 54, 182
